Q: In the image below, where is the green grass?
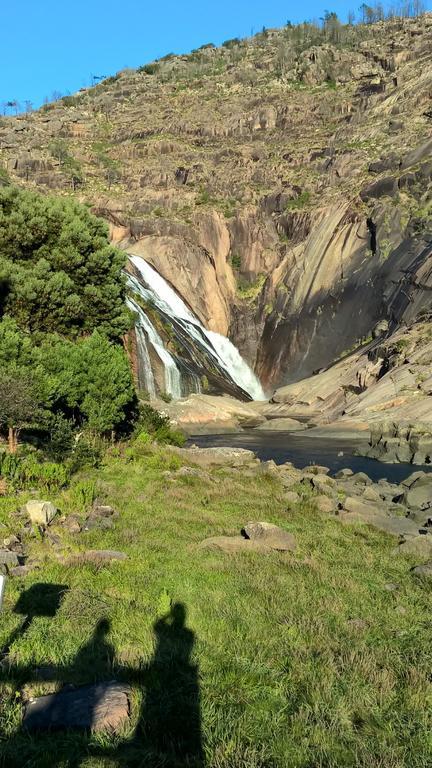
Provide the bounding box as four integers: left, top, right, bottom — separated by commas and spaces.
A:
0, 448, 431, 767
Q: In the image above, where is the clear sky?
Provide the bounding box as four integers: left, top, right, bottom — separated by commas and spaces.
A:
1, 0, 387, 110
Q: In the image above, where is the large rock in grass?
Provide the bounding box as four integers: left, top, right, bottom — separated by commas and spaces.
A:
24, 501, 57, 526
23, 682, 131, 732
199, 522, 296, 554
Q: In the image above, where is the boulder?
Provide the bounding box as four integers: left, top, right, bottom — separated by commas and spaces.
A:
200, 522, 296, 554
404, 474, 432, 510
396, 535, 432, 557
24, 682, 131, 732
24, 501, 58, 526
335, 468, 354, 479
243, 521, 296, 551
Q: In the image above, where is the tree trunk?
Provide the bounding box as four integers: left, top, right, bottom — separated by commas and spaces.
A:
8, 427, 17, 454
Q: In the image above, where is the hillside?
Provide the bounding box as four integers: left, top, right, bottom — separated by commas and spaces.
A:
1, 15, 432, 406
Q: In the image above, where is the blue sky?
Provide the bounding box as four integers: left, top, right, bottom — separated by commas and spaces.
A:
1, 0, 429, 110
0, 0, 368, 107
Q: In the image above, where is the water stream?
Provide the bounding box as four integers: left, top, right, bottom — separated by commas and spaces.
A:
127, 255, 266, 401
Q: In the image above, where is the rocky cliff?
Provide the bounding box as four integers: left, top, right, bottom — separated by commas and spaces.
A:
1, 14, 432, 404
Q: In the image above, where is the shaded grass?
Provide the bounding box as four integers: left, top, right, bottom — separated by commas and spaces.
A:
0, 452, 431, 767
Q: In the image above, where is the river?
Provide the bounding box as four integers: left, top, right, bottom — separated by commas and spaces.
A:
187, 431, 432, 484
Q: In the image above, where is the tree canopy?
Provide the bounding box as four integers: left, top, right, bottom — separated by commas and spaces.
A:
0, 187, 130, 339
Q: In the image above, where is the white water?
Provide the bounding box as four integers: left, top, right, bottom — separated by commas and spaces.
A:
126, 296, 182, 398
128, 255, 266, 400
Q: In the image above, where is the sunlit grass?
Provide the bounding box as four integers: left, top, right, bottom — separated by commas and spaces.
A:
0, 450, 431, 767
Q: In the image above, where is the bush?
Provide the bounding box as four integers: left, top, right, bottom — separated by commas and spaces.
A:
67, 439, 103, 474
70, 479, 97, 513
138, 63, 160, 75
222, 38, 241, 49
0, 451, 70, 492
133, 405, 186, 447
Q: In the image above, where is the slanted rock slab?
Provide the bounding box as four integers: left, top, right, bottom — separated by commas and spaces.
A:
23, 681, 131, 732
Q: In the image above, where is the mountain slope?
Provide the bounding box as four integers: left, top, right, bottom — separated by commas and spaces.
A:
1, 14, 432, 396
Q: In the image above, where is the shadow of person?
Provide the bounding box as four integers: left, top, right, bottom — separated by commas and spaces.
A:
64, 618, 115, 685
129, 602, 204, 767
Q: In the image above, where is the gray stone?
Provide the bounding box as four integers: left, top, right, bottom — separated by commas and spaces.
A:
350, 472, 372, 486
0, 550, 19, 566
24, 501, 58, 526
404, 474, 432, 509
411, 561, 432, 579
335, 468, 353, 479
396, 535, 432, 557
362, 486, 381, 503
243, 522, 296, 552
23, 682, 131, 732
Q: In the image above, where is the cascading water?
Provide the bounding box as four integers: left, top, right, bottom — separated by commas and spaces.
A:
126, 255, 266, 401
126, 296, 182, 398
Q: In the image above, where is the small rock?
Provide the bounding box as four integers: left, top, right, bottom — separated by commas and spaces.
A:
24, 501, 57, 526
335, 469, 353, 479
62, 515, 82, 534
285, 491, 300, 505
384, 582, 399, 591
9, 564, 34, 578
64, 550, 127, 566
0, 550, 19, 567
304, 465, 330, 476
411, 561, 432, 579
91, 505, 116, 518
3, 535, 20, 549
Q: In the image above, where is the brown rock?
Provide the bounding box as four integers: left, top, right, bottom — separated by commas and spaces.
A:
23, 682, 131, 732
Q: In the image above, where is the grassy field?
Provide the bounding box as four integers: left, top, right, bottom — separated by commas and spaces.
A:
0, 445, 431, 767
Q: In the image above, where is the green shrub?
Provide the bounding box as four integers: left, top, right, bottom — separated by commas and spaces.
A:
138, 63, 160, 75
222, 38, 241, 49
0, 452, 69, 492
133, 404, 185, 447
67, 439, 103, 474
70, 479, 97, 513
160, 391, 173, 403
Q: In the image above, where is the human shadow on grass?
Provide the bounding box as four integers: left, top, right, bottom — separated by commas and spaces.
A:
0, 590, 204, 768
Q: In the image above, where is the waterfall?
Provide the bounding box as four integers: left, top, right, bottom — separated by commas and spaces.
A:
128, 255, 266, 401
126, 296, 182, 398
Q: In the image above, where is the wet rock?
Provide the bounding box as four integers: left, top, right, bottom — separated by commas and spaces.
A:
24, 501, 57, 526
24, 682, 131, 732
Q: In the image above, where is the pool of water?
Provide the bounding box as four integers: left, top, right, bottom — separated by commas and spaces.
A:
187, 431, 432, 484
